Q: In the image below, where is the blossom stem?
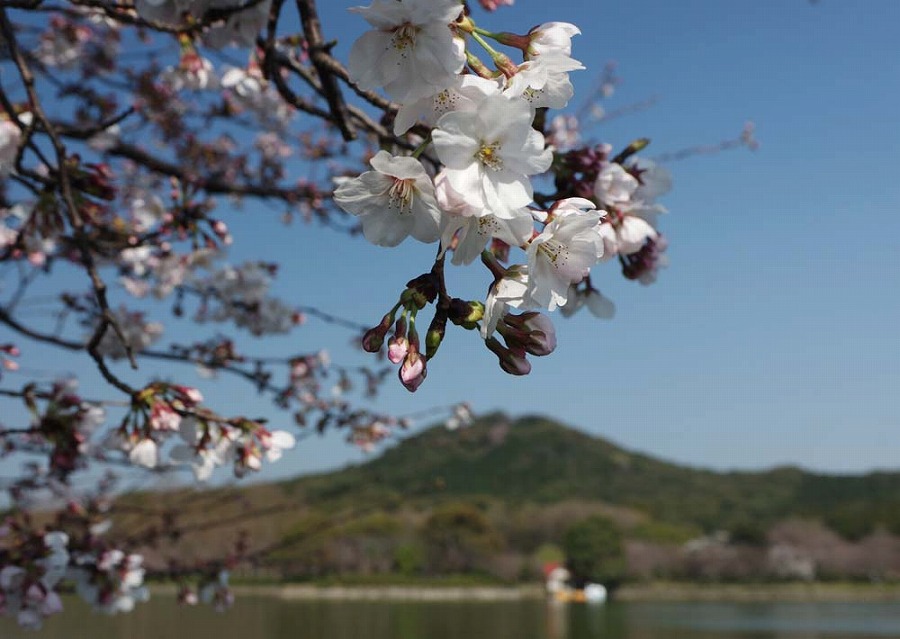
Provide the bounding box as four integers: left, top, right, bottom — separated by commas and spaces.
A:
464, 50, 494, 78
470, 30, 499, 56
411, 136, 431, 159
480, 250, 506, 281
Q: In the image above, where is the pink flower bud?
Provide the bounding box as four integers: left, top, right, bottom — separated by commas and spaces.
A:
399, 348, 427, 392
387, 336, 409, 364
0, 344, 19, 356
173, 385, 203, 405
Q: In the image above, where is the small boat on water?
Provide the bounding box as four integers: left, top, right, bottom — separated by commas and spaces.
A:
544, 562, 607, 604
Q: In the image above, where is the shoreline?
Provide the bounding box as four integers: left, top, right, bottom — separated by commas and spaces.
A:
157, 582, 900, 603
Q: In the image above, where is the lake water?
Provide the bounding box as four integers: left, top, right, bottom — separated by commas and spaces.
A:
5, 597, 900, 638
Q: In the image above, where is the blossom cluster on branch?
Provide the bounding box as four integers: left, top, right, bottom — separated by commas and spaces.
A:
336, 1, 674, 387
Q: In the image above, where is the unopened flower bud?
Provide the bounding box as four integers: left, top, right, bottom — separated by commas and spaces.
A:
387, 316, 409, 364
448, 298, 484, 328
499, 312, 557, 357
485, 336, 531, 376
399, 345, 427, 392
0, 344, 19, 356
361, 310, 395, 353
425, 311, 447, 360
404, 273, 439, 306
362, 326, 387, 352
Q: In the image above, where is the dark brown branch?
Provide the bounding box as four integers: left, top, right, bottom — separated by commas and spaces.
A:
296, 0, 355, 141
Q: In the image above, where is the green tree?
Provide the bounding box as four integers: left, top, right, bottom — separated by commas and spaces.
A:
563, 515, 626, 589
421, 502, 502, 574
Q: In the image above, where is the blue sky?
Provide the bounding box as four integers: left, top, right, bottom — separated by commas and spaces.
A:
4, 0, 900, 484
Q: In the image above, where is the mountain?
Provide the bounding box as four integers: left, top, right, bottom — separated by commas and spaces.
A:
288, 412, 900, 537
117, 413, 900, 581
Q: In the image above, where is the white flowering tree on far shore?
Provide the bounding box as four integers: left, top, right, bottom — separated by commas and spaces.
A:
0, 0, 755, 628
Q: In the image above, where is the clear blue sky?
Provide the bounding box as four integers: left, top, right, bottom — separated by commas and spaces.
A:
5, 0, 900, 484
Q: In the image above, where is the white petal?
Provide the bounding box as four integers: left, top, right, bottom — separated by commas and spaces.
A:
128, 439, 158, 469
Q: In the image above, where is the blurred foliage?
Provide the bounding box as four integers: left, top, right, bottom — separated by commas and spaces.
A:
563, 515, 626, 588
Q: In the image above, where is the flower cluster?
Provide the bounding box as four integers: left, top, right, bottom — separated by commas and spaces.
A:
337, 7, 673, 389
68, 549, 148, 615
0, 532, 68, 630
171, 415, 296, 480
103, 382, 294, 478
135, 0, 270, 48
93, 307, 164, 360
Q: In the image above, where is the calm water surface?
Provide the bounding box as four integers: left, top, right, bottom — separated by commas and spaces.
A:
5, 598, 900, 638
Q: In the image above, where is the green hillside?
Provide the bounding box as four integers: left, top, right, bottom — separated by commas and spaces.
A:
117, 413, 900, 582
290, 412, 900, 538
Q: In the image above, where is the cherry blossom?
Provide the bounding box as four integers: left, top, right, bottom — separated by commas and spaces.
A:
481, 264, 532, 339
525, 198, 606, 310
436, 171, 533, 265
334, 151, 442, 247
94, 308, 164, 360
432, 93, 553, 219
69, 550, 149, 614
0, 532, 69, 629
526, 22, 581, 58
593, 162, 640, 207
393, 74, 499, 136
505, 54, 584, 110
348, 0, 466, 103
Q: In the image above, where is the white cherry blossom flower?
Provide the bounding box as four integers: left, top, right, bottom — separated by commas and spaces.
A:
593, 162, 638, 207
505, 53, 583, 110
435, 170, 534, 265
630, 158, 673, 203
547, 114, 580, 151
441, 209, 534, 266
128, 438, 159, 469
611, 214, 657, 255
527, 22, 580, 58
393, 74, 499, 136
433, 94, 552, 219
161, 53, 217, 91
259, 429, 296, 462
445, 402, 473, 430
481, 265, 532, 338
526, 198, 605, 310
204, 0, 271, 48
171, 418, 233, 481
221, 66, 293, 130
129, 195, 166, 233
94, 307, 163, 360
36, 19, 91, 69
348, 0, 465, 103
333, 150, 442, 247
